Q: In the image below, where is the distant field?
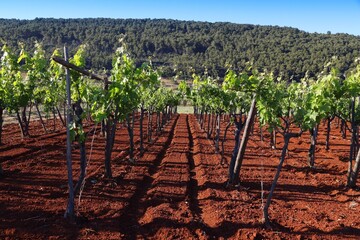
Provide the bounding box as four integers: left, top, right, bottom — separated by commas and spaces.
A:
161, 78, 194, 114
160, 78, 192, 90
177, 105, 194, 114
2, 111, 24, 125
2, 109, 50, 125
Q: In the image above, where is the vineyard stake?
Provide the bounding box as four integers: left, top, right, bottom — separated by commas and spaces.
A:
63, 46, 75, 220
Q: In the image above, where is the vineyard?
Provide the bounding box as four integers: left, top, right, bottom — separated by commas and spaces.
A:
1, 41, 360, 239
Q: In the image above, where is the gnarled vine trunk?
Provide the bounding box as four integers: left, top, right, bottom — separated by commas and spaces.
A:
139, 107, 145, 153
263, 132, 300, 227
206, 112, 211, 137
341, 119, 346, 139
16, 110, 26, 138
73, 101, 87, 195
126, 111, 135, 162
325, 116, 334, 150
308, 126, 318, 168
35, 103, 47, 133
227, 115, 244, 183
104, 109, 118, 178
215, 113, 221, 153
23, 105, 31, 136
199, 108, 204, 129
229, 97, 257, 185
15, 105, 32, 138
348, 147, 360, 188
147, 109, 154, 142
263, 136, 288, 224
156, 112, 161, 134
56, 106, 66, 127
221, 120, 232, 158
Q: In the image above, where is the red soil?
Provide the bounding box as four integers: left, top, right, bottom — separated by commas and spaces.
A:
0, 114, 359, 239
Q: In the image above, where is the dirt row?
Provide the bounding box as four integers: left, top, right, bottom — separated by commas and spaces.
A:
1, 114, 360, 239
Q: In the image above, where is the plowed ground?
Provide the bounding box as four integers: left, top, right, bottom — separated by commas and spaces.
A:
0, 114, 360, 239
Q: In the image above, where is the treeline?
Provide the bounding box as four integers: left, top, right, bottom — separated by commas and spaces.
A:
1, 18, 360, 81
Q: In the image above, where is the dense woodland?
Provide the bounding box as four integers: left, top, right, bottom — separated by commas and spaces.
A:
1, 18, 360, 80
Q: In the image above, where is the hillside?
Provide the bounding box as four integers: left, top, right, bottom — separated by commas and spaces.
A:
1, 18, 360, 81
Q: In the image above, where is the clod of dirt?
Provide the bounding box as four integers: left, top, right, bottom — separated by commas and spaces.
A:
349, 201, 358, 209
337, 195, 350, 202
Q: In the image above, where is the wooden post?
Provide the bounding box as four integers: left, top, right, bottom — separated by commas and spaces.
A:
63, 46, 75, 220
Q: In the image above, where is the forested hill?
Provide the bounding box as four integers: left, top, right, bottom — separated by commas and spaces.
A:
1, 18, 360, 81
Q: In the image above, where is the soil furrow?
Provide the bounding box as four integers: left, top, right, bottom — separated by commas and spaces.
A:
186, 114, 200, 216
137, 114, 194, 239
186, 114, 213, 238
117, 114, 179, 238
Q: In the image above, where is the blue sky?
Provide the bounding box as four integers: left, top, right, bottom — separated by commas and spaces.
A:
1, 0, 359, 36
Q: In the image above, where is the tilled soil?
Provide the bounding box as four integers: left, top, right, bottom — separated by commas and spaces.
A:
0, 114, 359, 239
